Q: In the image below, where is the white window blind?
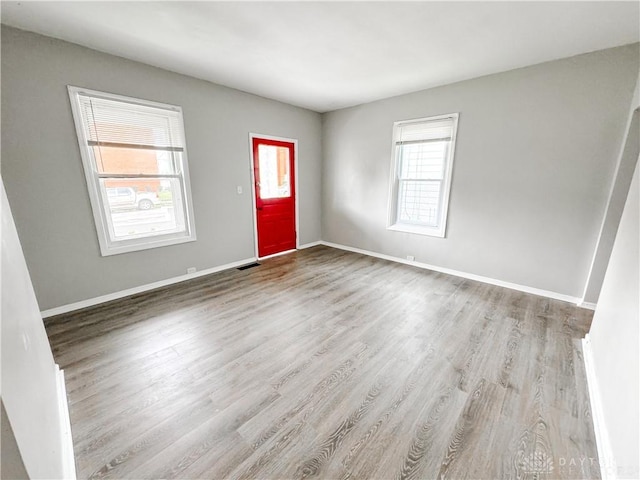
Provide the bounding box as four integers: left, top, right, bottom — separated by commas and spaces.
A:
77, 95, 185, 152
389, 114, 458, 237
396, 118, 454, 144
68, 86, 196, 256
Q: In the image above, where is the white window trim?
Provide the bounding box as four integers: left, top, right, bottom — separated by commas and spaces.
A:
68, 86, 197, 256
387, 112, 459, 238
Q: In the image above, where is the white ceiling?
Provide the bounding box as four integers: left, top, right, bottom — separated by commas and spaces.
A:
1, 1, 639, 112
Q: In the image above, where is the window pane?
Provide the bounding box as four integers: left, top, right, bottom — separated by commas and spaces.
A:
399, 142, 447, 180
69, 86, 196, 255
398, 180, 442, 226
99, 178, 186, 241
93, 146, 179, 175
258, 144, 290, 199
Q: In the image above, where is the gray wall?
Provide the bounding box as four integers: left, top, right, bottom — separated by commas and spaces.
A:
1, 26, 322, 311
589, 162, 639, 478
1, 181, 66, 479
2, 24, 638, 309
322, 44, 639, 298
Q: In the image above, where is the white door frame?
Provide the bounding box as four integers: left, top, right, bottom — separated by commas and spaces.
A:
248, 133, 299, 260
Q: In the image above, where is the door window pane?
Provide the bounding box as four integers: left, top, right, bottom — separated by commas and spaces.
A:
258, 144, 290, 199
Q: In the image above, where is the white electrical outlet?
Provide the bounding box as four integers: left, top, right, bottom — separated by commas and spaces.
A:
236, 186, 243, 194
406, 255, 415, 262
187, 267, 196, 274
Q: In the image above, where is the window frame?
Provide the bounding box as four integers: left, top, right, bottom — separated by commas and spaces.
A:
387, 113, 459, 238
68, 86, 197, 256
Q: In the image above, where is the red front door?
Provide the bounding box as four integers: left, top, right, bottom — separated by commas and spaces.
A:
252, 137, 296, 258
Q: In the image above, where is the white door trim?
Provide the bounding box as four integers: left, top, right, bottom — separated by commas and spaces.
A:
248, 133, 299, 259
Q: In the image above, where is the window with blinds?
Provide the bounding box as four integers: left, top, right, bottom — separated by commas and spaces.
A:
388, 114, 458, 237
68, 86, 196, 255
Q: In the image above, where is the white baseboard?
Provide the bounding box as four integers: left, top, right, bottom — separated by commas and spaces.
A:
298, 240, 323, 249
55, 365, 76, 480
42, 241, 592, 318
578, 301, 598, 311
41, 257, 256, 318
319, 241, 582, 306
582, 335, 617, 480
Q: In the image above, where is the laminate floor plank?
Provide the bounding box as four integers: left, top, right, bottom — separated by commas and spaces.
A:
45, 245, 599, 479
275, 337, 426, 479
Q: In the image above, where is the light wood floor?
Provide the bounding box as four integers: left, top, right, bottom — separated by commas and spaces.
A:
45, 246, 600, 479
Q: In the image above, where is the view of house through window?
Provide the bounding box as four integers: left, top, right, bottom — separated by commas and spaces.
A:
257, 144, 291, 199
68, 86, 196, 255
389, 114, 458, 237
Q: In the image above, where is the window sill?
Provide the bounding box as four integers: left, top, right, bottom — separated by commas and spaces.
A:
387, 223, 445, 238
